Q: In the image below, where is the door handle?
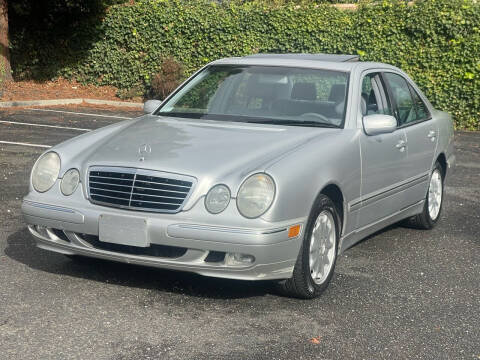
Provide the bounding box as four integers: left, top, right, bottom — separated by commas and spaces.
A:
396, 139, 407, 151
427, 130, 436, 141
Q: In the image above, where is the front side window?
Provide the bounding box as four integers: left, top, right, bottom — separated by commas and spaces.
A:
360, 73, 393, 116
156, 65, 350, 128
383, 73, 429, 126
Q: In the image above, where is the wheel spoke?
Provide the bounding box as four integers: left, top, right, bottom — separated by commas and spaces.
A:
325, 236, 334, 249
427, 169, 443, 220
308, 210, 337, 285
322, 253, 330, 267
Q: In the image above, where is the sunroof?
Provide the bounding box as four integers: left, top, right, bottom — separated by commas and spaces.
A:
244, 53, 360, 62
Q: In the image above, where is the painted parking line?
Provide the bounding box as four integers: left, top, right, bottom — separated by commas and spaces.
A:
0, 140, 51, 149
29, 108, 134, 120
0, 120, 91, 132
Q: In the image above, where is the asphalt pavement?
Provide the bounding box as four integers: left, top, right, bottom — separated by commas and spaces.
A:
0, 107, 478, 360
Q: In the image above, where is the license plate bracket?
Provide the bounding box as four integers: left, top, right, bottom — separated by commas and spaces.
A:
99, 214, 148, 247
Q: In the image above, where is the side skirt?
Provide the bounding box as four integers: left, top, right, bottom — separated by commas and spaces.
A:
338, 200, 424, 254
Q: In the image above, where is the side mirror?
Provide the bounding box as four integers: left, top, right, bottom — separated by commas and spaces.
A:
143, 100, 162, 114
363, 114, 397, 136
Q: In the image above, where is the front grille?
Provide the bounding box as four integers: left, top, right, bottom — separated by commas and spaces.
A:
88, 166, 195, 213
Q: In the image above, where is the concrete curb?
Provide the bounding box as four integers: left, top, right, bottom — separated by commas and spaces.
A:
0, 98, 144, 109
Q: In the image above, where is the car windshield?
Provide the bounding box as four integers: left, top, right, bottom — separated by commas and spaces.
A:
156, 65, 349, 128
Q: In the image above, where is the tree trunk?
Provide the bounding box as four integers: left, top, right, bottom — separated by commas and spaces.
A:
0, 0, 12, 82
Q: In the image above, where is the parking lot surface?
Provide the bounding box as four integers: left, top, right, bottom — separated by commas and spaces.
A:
0, 107, 479, 360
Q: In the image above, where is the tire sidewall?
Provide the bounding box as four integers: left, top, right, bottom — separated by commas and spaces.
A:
301, 195, 340, 297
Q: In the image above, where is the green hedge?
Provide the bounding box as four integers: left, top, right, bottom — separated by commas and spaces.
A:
11, 0, 480, 129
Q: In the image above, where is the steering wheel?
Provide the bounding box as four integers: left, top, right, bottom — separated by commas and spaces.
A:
300, 112, 331, 123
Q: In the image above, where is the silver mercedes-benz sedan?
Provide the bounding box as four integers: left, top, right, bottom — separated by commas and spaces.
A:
22, 54, 455, 298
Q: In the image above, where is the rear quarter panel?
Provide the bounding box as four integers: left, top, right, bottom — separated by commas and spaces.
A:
433, 109, 455, 173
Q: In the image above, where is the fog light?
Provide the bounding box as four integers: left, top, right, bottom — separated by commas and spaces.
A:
225, 253, 255, 266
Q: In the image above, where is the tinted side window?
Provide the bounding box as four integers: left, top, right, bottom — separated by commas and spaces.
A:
409, 85, 430, 120
384, 73, 418, 126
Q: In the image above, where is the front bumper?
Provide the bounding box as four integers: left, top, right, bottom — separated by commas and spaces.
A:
22, 198, 304, 281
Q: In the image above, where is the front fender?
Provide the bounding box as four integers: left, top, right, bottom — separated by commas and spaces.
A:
263, 129, 361, 235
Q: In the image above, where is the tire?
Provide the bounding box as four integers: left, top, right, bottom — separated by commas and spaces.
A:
278, 194, 340, 299
408, 161, 444, 230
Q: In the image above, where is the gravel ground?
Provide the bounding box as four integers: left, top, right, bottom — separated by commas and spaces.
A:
0, 107, 478, 360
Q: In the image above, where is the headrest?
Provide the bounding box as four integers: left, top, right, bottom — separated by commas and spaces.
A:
291, 82, 317, 101
246, 76, 288, 99
329, 84, 346, 103
361, 93, 368, 115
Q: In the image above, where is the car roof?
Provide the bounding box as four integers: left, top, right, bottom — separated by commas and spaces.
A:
244, 53, 360, 62
211, 53, 398, 73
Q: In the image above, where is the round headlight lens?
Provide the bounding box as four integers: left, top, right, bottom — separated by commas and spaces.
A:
32, 152, 61, 192
205, 184, 231, 214
237, 173, 275, 218
60, 168, 80, 196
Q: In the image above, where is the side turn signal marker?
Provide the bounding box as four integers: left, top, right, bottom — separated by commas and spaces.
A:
288, 224, 301, 238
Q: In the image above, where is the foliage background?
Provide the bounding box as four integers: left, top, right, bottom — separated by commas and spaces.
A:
8, 0, 480, 130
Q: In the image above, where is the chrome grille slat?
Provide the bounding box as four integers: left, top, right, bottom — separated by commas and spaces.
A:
90, 190, 131, 199
89, 177, 133, 185
132, 180, 190, 192
88, 166, 195, 213
134, 179, 191, 188
131, 192, 185, 200
129, 198, 183, 205
133, 184, 189, 194
89, 181, 133, 190
90, 193, 131, 201
131, 195, 183, 204
90, 175, 135, 181
90, 186, 132, 195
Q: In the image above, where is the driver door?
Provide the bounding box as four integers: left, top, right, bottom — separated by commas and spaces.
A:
358, 72, 408, 228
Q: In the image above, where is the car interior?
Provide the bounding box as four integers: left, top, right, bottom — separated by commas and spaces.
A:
223, 74, 348, 125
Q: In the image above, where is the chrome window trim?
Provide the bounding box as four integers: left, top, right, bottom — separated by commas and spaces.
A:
86, 166, 197, 214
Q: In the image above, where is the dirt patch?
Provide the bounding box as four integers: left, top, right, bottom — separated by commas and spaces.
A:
0, 78, 143, 103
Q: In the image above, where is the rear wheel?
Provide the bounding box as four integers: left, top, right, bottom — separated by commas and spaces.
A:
278, 194, 339, 299
408, 161, 444, 229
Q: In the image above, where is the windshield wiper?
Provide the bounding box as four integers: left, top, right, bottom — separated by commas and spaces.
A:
158, 112, 204, 119
246, 119, 340, 128
158, 112, 340, 128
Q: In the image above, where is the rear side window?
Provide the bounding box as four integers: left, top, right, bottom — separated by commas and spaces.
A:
409, 84, 431, 120
383, 73, 430, 126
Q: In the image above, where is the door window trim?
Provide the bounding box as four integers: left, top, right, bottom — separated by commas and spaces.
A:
358, 70, 393, 118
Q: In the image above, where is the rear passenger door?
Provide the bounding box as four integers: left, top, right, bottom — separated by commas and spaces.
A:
382, 72, 437, 206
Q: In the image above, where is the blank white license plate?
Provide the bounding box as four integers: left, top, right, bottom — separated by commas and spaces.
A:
99, 214, 148, 247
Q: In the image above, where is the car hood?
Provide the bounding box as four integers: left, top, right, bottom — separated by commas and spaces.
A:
56, 115, 337, 198
86, 115, 323, 173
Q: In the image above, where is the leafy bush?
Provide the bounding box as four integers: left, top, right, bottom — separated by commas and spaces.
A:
10, 0, 480, 129
150, 56, 185, 100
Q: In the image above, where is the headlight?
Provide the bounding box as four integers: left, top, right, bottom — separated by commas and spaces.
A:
205, 184, 231, 214
60, 168, 80, 196
31, 152, 61, 192
237, 173, 275, 218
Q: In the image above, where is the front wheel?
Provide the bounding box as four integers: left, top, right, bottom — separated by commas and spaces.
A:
278, 194, 340, 299
408, 161, 444, 229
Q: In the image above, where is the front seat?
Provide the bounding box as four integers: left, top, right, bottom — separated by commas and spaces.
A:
291, 82, 317, 101
329, 84, 346, 116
